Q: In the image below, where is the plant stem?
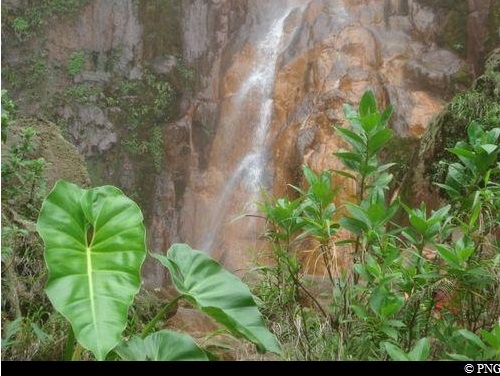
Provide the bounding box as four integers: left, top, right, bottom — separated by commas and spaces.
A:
321, 244, 336, 287
141, 295, 183, 338
71, 342, 84, 361
290, 271, 330, 320
64, 327, 76, 361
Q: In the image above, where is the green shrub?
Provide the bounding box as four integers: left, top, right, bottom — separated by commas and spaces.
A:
256, 90, 499, 360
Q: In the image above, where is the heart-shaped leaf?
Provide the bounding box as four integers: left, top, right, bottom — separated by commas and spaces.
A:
115, 330, 208, 361
152, 244, 281, 355
37, 181, 146, 360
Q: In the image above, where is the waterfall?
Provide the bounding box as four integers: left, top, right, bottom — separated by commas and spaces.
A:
200, 2, 305, 255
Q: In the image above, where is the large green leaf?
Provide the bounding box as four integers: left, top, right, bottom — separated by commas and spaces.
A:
408, 338, 430, 361
115, 330, 209, 361
152, 244, 282, 355
37, 180, 146, 360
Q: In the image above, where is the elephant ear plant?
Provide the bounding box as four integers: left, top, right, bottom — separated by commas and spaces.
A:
37, 181, 281, 360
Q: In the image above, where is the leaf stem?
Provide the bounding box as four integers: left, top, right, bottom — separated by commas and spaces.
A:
71, 342, 84, 361
141, 295, 183, 338
64, 326, 76, 361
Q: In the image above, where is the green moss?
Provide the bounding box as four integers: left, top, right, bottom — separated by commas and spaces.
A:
451, 67, 473, 88
176, 58, 196, 89
137, 0, 182, 59
26, 60, 48, 88
103, 66, 181, 172
486, 0, 500, 52
2, 0, 89, 42
67, 51, 87, 78
437, 5, 468, 56
2, 68, 21, 90
63, 84, 103, 104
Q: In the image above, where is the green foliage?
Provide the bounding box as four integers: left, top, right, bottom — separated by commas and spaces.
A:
106, 71, 177, 172
437, 122, 499, 206
34, 182, 279, 360
1, 127, 46, 215
2, 68, 21, 90
150, 126, 164, 172
429, 55, 500, 184
1, 106, 61, 360
256, 90, 499, 361
4, 0, 89, 42
121, 127, 164, 173
11, 17, 30, 40
153, 245, 282, 355
2, 90, 15, 143
446, 326, 500, 360
37, 181, 147, 360
67, 52, 86, 78
176, 58, 195, 89
63, 84, 102, 104
115, 330, 209, 361
384, 338, 430, 361
334, 90, 394, 203
26, 60, 47, 88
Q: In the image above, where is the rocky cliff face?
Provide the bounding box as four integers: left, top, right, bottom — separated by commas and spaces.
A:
2, 0, 498, 285
178, 0, 497, 274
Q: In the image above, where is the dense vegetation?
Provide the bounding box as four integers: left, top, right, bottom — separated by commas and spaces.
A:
1, 89, 498, 360
254, 91, 499, 360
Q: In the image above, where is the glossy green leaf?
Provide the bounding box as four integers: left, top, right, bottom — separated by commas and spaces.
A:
467, 121, 484, 143
384, 342, 409, 361
335, 127, 366, 151
359, 90, 377, 117
458, 329, 487, 350
435, 245, 459, 268
37, 181, 146, 360
340, 216, 367, 236
152, 244, 281, 355
380, 326, 399, 341
479, 144, 498, 155
409, 215, 428, 235
408, 338, 430, 360
333, 169, 357, 181
366, 202, 390, 226
115, 330, 209, 361
481, 325, 500, 349
448, 147, 476, 162
380, 293, 404, 318
345, 203, 370, 225
447, 353, 473, 361
333, 151, 362, 163
380, 104, 393, 125
360, 113, 382, 134
368, 128, 392, 155
351, 304, 369, 320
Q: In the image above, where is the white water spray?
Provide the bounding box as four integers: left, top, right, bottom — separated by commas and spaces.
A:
201, 2, 305, 254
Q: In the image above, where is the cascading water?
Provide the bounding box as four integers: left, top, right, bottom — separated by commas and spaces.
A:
199, 1, 306, 259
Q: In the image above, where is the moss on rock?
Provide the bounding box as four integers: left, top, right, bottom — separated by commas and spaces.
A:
401, 48, 500, 208
13, 117, 91, 189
